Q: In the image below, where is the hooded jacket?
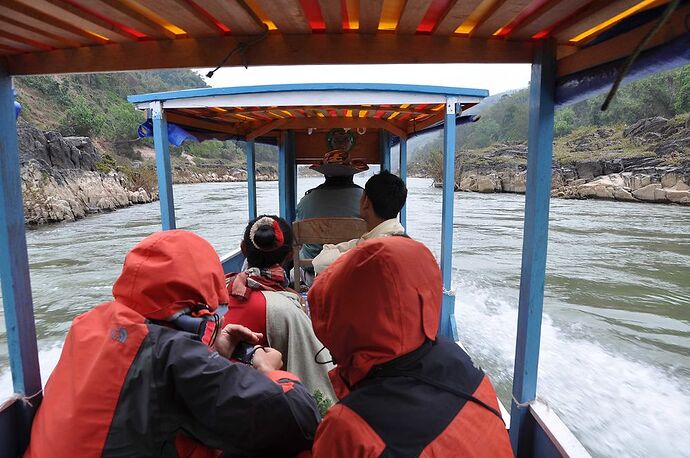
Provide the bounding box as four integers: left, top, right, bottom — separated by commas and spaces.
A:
307, 236, 512, 457
25, 230, 320, 458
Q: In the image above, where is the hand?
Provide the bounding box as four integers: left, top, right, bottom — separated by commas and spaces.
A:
252, 347, 283, 373
214, 324, 263, 359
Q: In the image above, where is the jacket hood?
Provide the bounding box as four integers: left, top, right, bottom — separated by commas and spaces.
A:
308, 236, 441, 398
112, 230, 229, 320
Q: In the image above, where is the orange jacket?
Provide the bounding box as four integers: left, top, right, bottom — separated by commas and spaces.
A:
25, 230, 319, 457
307, 236, 512, 457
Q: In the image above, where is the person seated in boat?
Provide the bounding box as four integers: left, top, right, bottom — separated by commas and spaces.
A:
295, 149, 368, 284
225, 215, 337, 403
306, 236, 512, 457
312, 170, 407, 275
24, 230, 320, 458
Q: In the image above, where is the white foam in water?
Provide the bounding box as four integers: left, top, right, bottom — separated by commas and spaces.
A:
457, 281, 690, 458
0, 343, 63, 400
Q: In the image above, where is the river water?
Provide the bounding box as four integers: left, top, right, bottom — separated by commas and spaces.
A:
1, 177, 688, 457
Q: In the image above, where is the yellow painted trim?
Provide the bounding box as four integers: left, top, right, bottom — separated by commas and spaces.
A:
569, 0, 666, 43
454, 0, 502, 34
119, 0, 187, 35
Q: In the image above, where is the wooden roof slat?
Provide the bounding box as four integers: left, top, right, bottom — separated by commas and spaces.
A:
248, 117, 408, 140
0, 3, 104, 44
202, 0, 266, 35
170, 0, 227, 34
89, 0, 176, 39
557, 2, 689, 76
359, 0, 384, 34
0, 30, 53, 51
318, 0, 343, 32
0, 36, 38, 52
0, 43, 24, 54
253, 0, 311, 33
166, 112, 244, 135
553, 0, 648, 43
0, 16, 82, 48
397, 0, 434, 34
472, 0, 531, 37
0, 20, 68, 49
433, 0, 484, 35
12, 0, 134, 42
137, 0, 222, 36
507, 0, 586, 40
408, 111, 443, 132
247, 119, 291, 140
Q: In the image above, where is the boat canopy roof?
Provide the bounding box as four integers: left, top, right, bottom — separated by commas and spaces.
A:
128, 83, 487, 163
1, 0, 689, 105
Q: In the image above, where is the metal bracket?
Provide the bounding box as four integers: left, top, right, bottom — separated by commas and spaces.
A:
446, 96, 459, 114
150, 101, 163, 120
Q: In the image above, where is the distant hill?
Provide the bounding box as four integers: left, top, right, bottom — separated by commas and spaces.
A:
409, 65, 690, 171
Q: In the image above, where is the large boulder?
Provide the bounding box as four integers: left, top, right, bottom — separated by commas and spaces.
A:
623, 117, 671, 139
632, 183, 666, 202
575, 160, 603, 180
17, 123, 100, 171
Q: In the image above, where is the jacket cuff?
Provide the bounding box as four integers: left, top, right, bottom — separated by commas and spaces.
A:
266, 370, 301, 393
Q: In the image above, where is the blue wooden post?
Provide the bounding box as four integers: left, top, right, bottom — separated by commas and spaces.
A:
380, 130, 391, 172
399, 137, 408, 229
278, 131, 297, 222
509, 39, 557, 454
245, 140, 257, 221
288, 130, 297, 222
151, 101, 176, 230
0, 67, 42, 450
0, 68, 41, 395
439, 97, 459, 341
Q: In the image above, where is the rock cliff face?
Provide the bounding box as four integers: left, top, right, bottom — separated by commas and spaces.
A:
441, 117, 690, 205
174, 164, 277, 184
18, 124, 156, 225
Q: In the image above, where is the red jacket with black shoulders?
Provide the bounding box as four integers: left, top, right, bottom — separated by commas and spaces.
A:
307, 236, 512, 457
24, 230, 320, 457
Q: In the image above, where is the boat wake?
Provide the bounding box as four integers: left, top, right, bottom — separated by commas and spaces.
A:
457, 280, 690, 458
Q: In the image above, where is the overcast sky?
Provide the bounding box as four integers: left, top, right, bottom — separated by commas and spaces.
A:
195, 63, 531, 96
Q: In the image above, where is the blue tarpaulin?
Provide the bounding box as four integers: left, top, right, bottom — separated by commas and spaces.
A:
13, 88, 20, 120
137, 119, 198, 147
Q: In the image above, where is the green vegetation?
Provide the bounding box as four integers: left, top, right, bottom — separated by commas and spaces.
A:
17, 70, 208, 150
313, 390, 334, 416
410, 65, 690, 174
15, 69, 282, 190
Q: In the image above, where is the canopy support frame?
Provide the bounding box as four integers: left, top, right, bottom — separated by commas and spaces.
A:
439, 96, 459, 341
0, 66, 42, 454
380, 130, 391, 172
509, 38, 557, 455
151, 101, 176, 230
399, 137, 408, 229
279, 131, 297, 222
245, 141, 257, 222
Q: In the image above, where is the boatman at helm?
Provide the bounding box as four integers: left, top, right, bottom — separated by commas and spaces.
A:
295, 149, 369, 285
306, 236, 513, 457
24, 230, 320, 458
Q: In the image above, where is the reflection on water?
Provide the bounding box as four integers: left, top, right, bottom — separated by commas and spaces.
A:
1, 177, 689, 457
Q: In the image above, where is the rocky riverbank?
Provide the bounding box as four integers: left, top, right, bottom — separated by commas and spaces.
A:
429, 116, 690, 205
17, 125, 277, 225
19, 124, 157, 225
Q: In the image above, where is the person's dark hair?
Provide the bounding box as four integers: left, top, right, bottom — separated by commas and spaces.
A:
243, 215, 293, 268
364, 171, 407, 220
